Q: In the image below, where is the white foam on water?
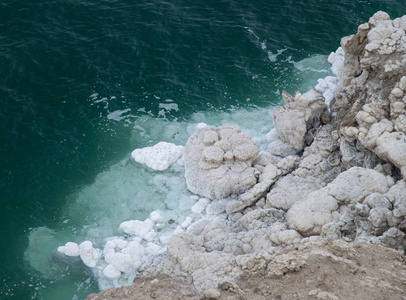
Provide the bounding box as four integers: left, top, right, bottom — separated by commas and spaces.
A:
286, 54, 331, 73
107, 108, 132, 121
245, 27, 287, 63
268, 49, 287, 62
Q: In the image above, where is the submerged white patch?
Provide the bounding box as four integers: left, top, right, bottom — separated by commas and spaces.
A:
107, 108, 132, 121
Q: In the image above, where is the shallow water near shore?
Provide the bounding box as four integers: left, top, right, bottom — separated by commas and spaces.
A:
1, 1, 404, 299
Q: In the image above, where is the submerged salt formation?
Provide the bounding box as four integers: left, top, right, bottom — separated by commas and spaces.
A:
59, 11, 406, 298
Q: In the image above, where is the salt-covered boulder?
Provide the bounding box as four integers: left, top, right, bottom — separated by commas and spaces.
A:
272, 89, 328, 151
266, 174, 325, 211
184, 124, 259, 199
286, 190, 338, 237
352, 179, 406, 244
287, 167, 390, 236
131, 141, 184, 171
326, 167, 390, 204
191, 198, 211, 214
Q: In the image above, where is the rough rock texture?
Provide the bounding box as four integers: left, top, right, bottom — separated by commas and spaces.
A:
273, 89, 329, 152
334, 11, 406, 177
87, 239, 406, 300
266, 174, 326, 210
184, 124, 259, 199
287, 167, 391, 237
87, 12, 406, 300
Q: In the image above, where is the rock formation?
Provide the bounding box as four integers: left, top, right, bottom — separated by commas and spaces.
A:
81, 11, 406, 299
87, 239, 406, 300
183, 124, 259, 199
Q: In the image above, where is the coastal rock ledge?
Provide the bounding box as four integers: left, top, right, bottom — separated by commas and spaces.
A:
87, 11, 406, 299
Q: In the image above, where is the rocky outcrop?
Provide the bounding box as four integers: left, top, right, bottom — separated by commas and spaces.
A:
87, 239, 406, 300
183, 124, 259, 199
334, 11, 406, 177
273, 89, 329, 152
286, 167, 391, 237
84, 11, 406, 299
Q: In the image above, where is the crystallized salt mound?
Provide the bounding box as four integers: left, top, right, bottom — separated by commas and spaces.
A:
79, 241, 100, 268
57, 242, 80, 257
131, 141, 184, 171
119, 218, 157, 241
183, 124, 259, 199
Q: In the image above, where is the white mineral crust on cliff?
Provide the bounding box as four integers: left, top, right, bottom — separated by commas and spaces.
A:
272, 89, 328, 152
286, 167, 390, 236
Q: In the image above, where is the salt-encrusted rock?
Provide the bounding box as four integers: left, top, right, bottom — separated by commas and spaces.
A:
266, 174, 325, 210
287, 167, 390, 236
326, 167, 390, 204
267, 139, 299, 157
388, 181, 406, 230
167, 232, 238, 291
273, 89, 328, 151
226, 177, 275, 214
131, 141, 184, 171
233, 208, 286, 232
368, 227, 406, 250
184, 124, 259, 199
203, 287, 221, 299
191, 198, 211, 214
286, 189, 338, 237
351, 179, 406, 243
293, 124, 341, 183
149, 211, 162, 222
103, 264, 121, 279
333, 11, 406, 178
375, 131, 406, 176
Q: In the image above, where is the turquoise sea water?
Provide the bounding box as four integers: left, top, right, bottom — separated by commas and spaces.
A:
0, 1, 403, 299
